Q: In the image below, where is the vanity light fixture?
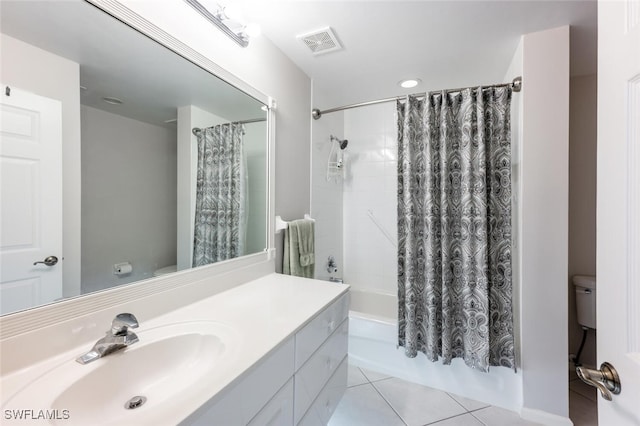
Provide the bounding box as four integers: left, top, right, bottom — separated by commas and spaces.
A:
102, 96, 123, 105
399, 79, 421, 89
183, 0, 260, 48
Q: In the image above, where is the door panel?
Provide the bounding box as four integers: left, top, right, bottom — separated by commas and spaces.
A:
596, 1, 640, 424
0, 85, 63, 314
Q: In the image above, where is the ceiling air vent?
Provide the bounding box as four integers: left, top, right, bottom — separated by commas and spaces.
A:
297, 27, 342, 55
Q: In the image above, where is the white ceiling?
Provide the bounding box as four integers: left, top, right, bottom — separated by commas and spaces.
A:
1, 1, 597, 122
237, 0, 597, 109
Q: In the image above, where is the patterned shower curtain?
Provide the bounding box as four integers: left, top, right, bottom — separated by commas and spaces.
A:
397, 87, 515, 372
193, 123, 247, 267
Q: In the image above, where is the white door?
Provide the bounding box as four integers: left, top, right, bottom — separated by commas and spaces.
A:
0, 85, 63, 315
596, 0, 640, 424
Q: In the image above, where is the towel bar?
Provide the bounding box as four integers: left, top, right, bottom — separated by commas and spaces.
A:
275, 214, 314, 233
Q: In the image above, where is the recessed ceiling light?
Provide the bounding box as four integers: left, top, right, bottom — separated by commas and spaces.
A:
102, 96, 123, 105
399, 79, 421, 89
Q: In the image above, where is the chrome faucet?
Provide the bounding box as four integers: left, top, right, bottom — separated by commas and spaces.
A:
76, 313, 139, 364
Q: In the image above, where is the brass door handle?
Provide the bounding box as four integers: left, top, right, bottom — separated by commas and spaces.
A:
576, 362, 621, 401
33, 255, 59, 266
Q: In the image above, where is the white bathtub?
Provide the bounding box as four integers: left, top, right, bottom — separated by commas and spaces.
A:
347, 288, 523, 412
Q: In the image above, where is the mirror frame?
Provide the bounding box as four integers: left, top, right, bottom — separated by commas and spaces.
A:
0, 0, 276, 339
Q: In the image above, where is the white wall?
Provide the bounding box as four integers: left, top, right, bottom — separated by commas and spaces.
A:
81, 105, 177, 293
568, 74, 597, 368
310, 88, 345, 281
520, 26, 570, 420
120, 0, 313, 267
244, 122, 268, 255
0, 34, 81, 298
504, 37, 524, 372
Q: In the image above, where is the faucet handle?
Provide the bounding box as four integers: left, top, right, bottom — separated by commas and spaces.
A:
111, 313, 139, 336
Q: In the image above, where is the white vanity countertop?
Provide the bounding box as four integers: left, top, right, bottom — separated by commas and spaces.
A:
0, 273, 349, 425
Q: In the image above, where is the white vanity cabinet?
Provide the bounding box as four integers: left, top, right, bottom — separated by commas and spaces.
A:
184, 291, 349, 426
293, 293, 349, 424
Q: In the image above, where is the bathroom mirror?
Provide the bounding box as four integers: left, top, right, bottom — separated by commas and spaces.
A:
0, 0, 269, 316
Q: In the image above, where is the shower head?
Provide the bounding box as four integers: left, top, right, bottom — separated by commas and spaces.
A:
331, 135, 348, 150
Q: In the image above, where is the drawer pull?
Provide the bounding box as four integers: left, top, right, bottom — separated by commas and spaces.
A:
327, 320, 335, 332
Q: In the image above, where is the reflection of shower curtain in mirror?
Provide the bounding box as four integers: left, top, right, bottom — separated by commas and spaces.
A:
193, 123, 247, 266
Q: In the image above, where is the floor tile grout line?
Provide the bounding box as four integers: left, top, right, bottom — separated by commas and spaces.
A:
467, 407, 491, 414
444, 392, 474, 414
357, 366, 394, 384
369, 377, 394, 384
347, 381, 372, 389
356, 366, 374, 384
369, 380, 410, 426
469, 407, 491, 426
422, 411, 479, 425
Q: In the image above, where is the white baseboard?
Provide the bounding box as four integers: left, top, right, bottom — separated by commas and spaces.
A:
520, 407, 573, 426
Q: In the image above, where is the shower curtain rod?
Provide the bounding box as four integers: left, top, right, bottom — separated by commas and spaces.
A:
311, 76, 522, 120
192, 117, 266, 135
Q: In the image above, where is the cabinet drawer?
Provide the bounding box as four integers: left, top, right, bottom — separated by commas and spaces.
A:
294, 319, 348, 424
297, 357, 348, 426
184, 338, 295, 425
295, 292, 349, 370
248, 378, 294, 426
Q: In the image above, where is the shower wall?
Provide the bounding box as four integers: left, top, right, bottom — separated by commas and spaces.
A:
343, 103, 397, 296
310, 99, 397, 289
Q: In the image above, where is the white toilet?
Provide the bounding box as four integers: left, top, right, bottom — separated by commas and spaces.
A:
573, 275, 596, 329
153, 264, 177, 277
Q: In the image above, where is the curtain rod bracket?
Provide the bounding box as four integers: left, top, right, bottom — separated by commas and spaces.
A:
312, 108, 322, 120
512, 76, 522, 93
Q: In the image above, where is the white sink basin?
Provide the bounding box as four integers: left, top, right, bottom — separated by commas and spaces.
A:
2, 321, 239, 425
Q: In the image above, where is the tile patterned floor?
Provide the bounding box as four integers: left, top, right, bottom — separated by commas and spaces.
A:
328, 364, 541, 426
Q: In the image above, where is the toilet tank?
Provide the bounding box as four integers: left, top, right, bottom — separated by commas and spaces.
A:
573, 275, 596, 329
